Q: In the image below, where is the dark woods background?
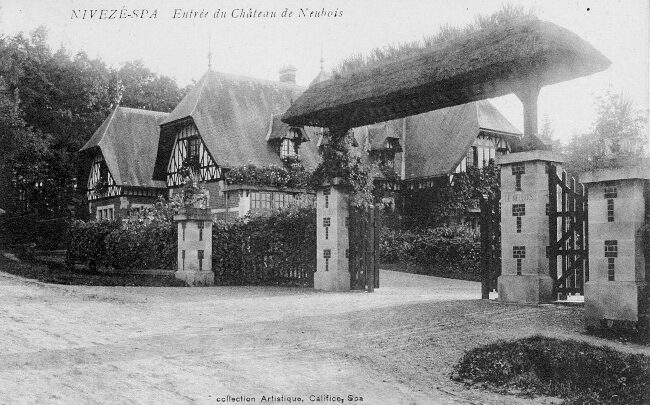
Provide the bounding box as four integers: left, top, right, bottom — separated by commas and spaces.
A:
0, 27, 191, 219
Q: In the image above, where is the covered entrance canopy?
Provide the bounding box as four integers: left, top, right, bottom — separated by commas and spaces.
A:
282, 19, 610, 144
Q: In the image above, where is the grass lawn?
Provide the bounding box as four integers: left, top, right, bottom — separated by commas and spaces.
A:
0, 253, 186, 287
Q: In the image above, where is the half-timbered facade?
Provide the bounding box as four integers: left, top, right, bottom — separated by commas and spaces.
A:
152, 69, 320, 221
80, 106, 168, 220
165, 119, 221, 188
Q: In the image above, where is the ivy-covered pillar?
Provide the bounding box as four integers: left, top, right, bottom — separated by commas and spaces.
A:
313, 126, 353, 291
173, 207, 214, 286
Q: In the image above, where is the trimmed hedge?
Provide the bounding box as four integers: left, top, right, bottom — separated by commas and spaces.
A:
67, 220, 176, 271
212, 206, 316, 286
380, 225, 481, 280
104, 222, 176, 270
453, 335, 650, 404
67, 220, 120, 268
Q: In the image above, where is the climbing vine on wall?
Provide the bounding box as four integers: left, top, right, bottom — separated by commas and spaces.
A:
225, 158, 311, 190
309, 129, 374, 208
401, 161, 500, 228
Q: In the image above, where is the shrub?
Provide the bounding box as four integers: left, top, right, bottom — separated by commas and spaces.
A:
453, 335, 650, 404
104, 221, 176, 270
66, 220, 120, 268
380, 225, 481, 280
212, 206, 316, 286
0, 214, 70, 250
66, 206, 176, 271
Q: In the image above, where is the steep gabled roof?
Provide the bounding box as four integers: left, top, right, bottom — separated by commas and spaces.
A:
266, 114, 311, 142
154, 70, 320, 179
80, 106, 167, 188
366, 120, 403, 151
476, 101, 521, 135
403, 100, 521, 179
353, 100, 520, 180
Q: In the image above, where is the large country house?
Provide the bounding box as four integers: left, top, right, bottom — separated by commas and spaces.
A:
80, 107, 168, 220
80, 66, 521, 222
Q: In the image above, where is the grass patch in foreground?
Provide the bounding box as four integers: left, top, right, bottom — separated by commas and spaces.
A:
0, 255, 186, 287
452, 335, 650, 404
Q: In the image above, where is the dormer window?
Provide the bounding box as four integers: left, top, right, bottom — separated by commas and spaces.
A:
385, 138, 401, 151
280, 138, 296, 159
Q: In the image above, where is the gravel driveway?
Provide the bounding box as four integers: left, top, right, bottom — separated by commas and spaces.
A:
0, 268, 646, 405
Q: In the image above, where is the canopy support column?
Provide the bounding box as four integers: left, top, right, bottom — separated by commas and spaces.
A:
514, 79, 548, 151
514, 80, 541, 139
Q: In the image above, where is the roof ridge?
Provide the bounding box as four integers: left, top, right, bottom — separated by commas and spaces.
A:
211, 70, 305, 91
94, 106, 119, 147
117, 106, 168, 115
189, 73, 211, 119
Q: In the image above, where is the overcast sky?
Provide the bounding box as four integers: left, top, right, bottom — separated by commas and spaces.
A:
1, 0, 648, 145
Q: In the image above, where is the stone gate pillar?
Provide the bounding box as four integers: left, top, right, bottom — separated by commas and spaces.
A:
173, 207, 214, 286
497, 150, 564, 303
315, 181, 350, 291
581, 165, 649, 329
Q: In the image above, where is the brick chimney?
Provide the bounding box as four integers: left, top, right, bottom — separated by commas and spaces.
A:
278, 65, 297, 84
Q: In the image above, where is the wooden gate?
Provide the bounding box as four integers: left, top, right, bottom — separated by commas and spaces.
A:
548, 164, 588, 297
480, 195, 501, 299
348, 205, 380, 291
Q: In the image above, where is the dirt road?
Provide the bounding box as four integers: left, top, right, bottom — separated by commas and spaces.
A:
0, 269, 646, 405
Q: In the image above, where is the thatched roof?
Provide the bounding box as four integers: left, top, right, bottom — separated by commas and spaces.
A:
353, 100, 520, 179
402, 100, 520, 179
153, 70, 321, 180
282, 19, 611, 128
80, 106, 167, 188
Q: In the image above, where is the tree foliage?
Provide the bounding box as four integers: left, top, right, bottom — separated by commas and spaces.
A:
563, 89, 648, 176
0, 26, 189, 218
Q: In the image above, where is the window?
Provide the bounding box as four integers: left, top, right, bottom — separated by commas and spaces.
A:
251, 192, 272, 209
251, 191, 294, 210
187, 137, 200, 159
96, 205, 115, 221
280, 138, 296, 159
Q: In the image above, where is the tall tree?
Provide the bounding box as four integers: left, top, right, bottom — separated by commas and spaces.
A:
563, 89, 648, 176
0, 26, 188, 217
118, 60, 186, 112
